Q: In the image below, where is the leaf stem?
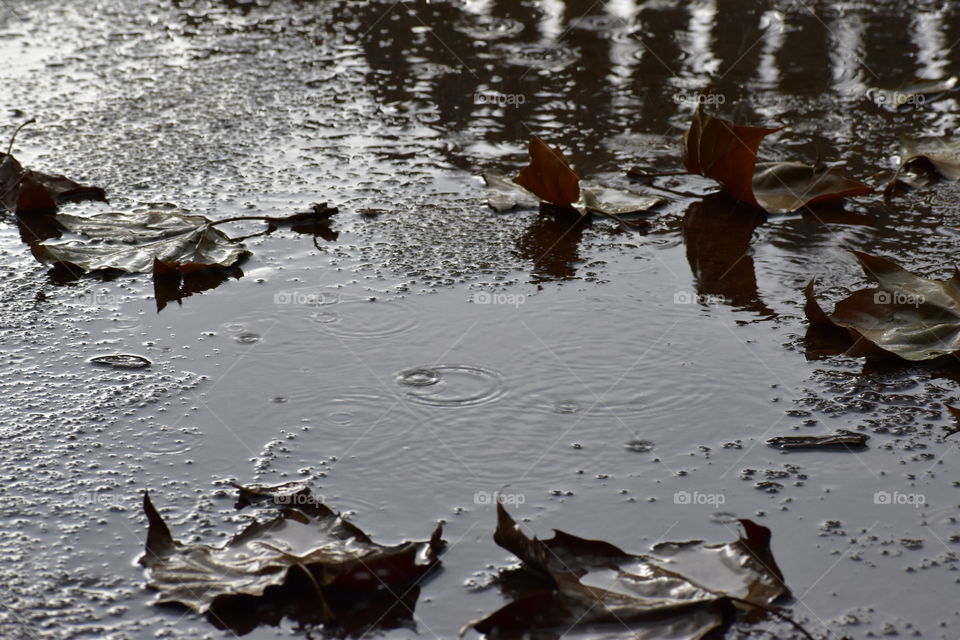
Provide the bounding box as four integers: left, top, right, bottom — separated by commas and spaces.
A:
6, 118, 36, 157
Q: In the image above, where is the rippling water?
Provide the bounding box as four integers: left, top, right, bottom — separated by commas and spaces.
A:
2, 0, 960, 638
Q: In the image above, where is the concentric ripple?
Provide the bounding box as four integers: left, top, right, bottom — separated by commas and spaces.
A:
395, 364, 504, 407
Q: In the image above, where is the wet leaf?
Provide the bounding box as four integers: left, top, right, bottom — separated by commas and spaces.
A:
469, 503, 791, 639
682, 104, 870, 212
682, 103, 779, 207
141, 486, 444, 636
33, 210, 248, 274
804, 251, 960, 361
767, 430, 869, 450
943, 405, 960, 439
884, 137, 960, 199
752, 161, 872, 214
152, 258, 243, 312
0, 152, 105, 215
514, 137, 580, 208
486, 172, 660, 218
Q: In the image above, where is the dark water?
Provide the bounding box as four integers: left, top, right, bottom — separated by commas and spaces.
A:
2, 0, 960, 638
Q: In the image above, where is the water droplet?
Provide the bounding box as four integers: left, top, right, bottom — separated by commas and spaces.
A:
624, 439, 654, 453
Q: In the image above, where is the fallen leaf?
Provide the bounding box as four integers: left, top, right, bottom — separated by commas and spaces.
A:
804, 251, 960, 361
485, 171, 661, 221
141, 485, 444, 636
468, 503, 792, 639
884, 137, 960, 199
752, 161, 872, 214
682, 104, 870, 212
682, 103, 779, 207
944, 405, 960, 439
767, 430, 869, 450
152, 258, 243, 312
0, 152, 105, 215
514, 137, 580, 208
33, 210, 248, 274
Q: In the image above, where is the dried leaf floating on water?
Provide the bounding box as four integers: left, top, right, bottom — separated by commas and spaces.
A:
141, 487, 444, 636
884, 137, 960, 199
681, 102, 870, 213
468, 503, 797, 640
485, 138, 662, 225
805, 251, 960, 361
33, 210, 248, 274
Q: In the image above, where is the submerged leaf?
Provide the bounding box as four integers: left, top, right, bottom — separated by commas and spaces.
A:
804, 251, 960, 361
34, 210, 247, 274
514, 137, 580, 208
141, 487, 444, 636
469, 503, 790, 639
0, 152, 105, 215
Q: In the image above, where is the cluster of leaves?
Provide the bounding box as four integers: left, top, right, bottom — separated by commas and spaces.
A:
488, 98, 960, 364
2, 122, 338, 308
142, 488, 806, 639
142, 484, 444, 636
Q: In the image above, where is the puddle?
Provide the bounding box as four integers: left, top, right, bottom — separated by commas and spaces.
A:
2, 0, 960, 638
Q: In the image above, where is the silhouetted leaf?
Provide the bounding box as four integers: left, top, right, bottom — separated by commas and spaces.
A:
141, 486, 444, 636
0, 152, 105, 215
767, 430, 869, 450
468, 503, 791, 639
804, 251, 960, 361
33, 210, 248, 274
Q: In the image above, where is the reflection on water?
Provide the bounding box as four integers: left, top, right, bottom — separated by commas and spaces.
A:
513, 206, 590, 281
682, 193, 772, 316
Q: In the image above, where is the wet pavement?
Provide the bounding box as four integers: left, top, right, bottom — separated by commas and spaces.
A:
2, 0, 960, 638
